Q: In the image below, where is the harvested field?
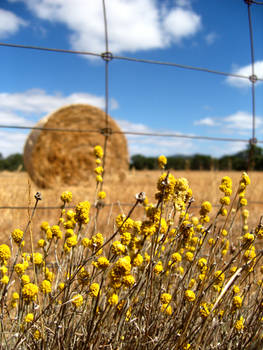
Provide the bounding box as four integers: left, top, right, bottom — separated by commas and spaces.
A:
0, 169, 262, 245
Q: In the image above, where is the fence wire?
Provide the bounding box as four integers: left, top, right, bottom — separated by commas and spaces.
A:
0, 0, 262, 211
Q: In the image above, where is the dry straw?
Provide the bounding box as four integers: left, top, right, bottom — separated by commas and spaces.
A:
23, 104, 129, 188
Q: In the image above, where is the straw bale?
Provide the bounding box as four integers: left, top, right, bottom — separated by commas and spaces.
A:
23, 104, 129, 188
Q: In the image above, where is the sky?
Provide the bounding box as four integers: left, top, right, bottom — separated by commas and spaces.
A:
0, 0, 263, 159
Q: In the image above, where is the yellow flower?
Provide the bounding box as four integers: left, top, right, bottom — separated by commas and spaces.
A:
160, 293, 172, 304
0, 266, 7, 276
161, 303, 172, 315
82, 237, 92, 248
58, 282, 65, 291
233, 285, 240, 294
200, 201, 212, 216
242, 233, 254, 243
94, 166, 104, 175
243, 248, 256, 262
31, 252, 43, 265
89, 283, 100, 297
98, 191, 106, 200
22, 283, 38, 302
241, 172, 250, 186
92, 233, 104, 248
121, 232, 131, 246
188, 279, 195, 289
12, 292, 19, 300
60, 191, 72, 203
242, 209, 249, 218
185, 290, 196, 302
75, 201, 91, 224
154, 261, 163, 274
66, 234, 78, 247
171, 252, 182, 263
122, 274, 135, 287
114, 256, 131, 276
214, 270, 225, 284
158, 155, 167, 169
233, 295, 243, 309
40, 221, 50, 231
156, 172, 176, 202
0, 244, 11, 263
108, 293, 119, 305
208, 238, 215, 246
111, 241, 126, 255
97, 256, 110, 269
185, 251, 194, 262
200, 302, 210, 318
11, 229, 24, 244
133, 253, 143, 267
220, 208, 228, 216
1, 275, 9, 284
220, 196, 230, 206
15, 263, 26, 276
40, 280, 52, 294
34, 330, 41, 340
198, 258, 207, 269
51, 225, 62, 239
96, 175, 103, 183
240, 198, 247, 207
235, 316, 244, 331
21, 274, 30, 285
94, 145, 104, 159
25, 313, 34, 323
38, 239, 46, 248
72, 294, 83, 308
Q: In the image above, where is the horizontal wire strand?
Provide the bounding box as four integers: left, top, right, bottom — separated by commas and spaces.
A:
0, 124, 261, 143
0, 41, 262, 81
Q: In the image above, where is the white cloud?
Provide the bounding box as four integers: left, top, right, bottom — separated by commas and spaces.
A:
194, 117, 219, 126
226, 61, 263, 88
205, 32, 217, 45
195, 111, 263, 136
0, 89, 117, 115
223, 111, 263, 131
0, 8, 27, 38
0, 111, 32, 126
117, 119, 194, 156
163, 8, 201, 44
9, 0, 201, 55
0, 131, 28, 157
0, 89, 118, 156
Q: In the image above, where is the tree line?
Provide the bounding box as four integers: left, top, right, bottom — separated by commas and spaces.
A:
130, 145, 263, 171
1, 145, 263, 172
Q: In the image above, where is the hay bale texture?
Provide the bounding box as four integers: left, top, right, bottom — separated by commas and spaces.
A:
24, 104, 129, 188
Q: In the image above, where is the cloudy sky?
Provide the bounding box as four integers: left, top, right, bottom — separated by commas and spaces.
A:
0, 0, 263, 158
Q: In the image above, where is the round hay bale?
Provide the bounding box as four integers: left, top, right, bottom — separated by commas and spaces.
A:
24, 104, 129, 188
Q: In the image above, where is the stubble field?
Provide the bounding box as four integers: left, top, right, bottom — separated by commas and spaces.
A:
0, 169, 263, 245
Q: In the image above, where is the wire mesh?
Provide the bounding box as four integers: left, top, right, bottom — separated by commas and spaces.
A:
0, 0, 262, 210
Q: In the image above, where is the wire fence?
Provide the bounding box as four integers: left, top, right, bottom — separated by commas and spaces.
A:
0, 0, 262, 211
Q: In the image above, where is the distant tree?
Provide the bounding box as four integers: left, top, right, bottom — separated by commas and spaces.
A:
0, 153, 24, 171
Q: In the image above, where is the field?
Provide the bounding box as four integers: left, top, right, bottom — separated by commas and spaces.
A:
1, 168, 263, 349
0, 169, 263, 244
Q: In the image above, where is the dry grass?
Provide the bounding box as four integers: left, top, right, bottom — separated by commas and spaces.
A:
0, 169, 263, 245
1, 168, 263, 349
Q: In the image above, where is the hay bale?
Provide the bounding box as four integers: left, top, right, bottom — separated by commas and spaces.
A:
24, 104, 129, 188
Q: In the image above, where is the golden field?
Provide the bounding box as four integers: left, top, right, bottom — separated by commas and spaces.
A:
2, 166, 263, 349
0, 169, 263, 245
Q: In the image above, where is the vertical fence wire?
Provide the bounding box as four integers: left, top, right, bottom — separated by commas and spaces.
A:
246, 1, 258, 170
101, 0, 111, 189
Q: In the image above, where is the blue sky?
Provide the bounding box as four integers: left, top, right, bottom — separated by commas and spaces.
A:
0, 0, 262, 158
